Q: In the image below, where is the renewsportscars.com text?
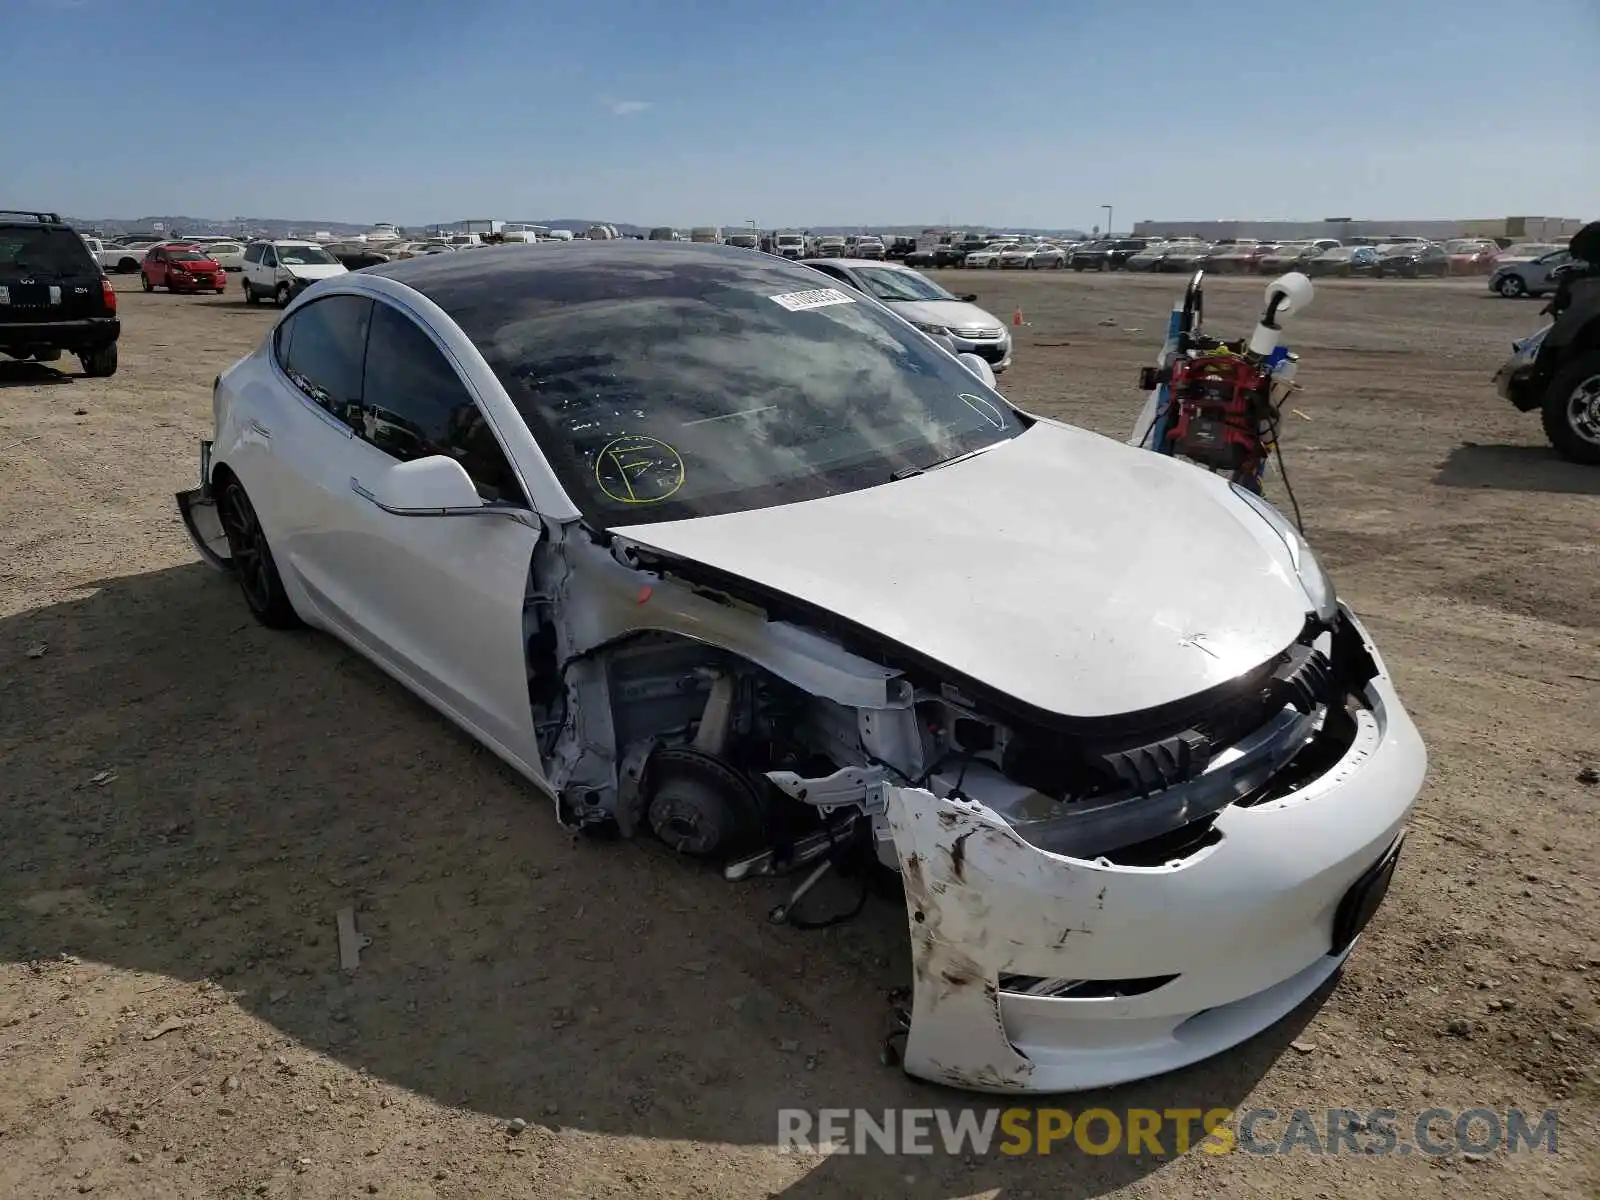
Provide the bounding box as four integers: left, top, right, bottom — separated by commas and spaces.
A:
777, 1106, 1559, 1157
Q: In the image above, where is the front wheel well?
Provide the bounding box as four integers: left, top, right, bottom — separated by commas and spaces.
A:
209, 460, 239, 496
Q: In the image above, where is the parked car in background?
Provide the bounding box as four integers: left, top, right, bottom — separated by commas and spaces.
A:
1024, 242, 1068, 269
1442, 239, 1500, 275
852, 237, 886, 261
689, 227, 723, 244
903, 244, 942, 267
963, 242, 1014, 269
0, 210, 120, 376
1308, 246, 1380, 277
886, 236, 917, 260
141, 243, 227, 294
1125, 243, 1171, 272
1209, 243, 1277, 274
1068, 239, 1113, 270
1374, 242, 1449, 278
241, 240, 348, 306
98, 238, 163, 273
1159, 242, 1213, 273
1070, 238, 1148, 271
648, 227, 678, 241
773, 233, 806, 259
725, 232, 760, 250
1489, 248, 1577, 298
1258, 240, 1338, 273
801, 257, 1013, 372
997, 243, 1036, 269
205, 241, 246, 272
811, 236, 847, 258
1501, 242, 1562, 261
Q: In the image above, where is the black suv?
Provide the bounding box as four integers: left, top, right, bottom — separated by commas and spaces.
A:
1493, 222, 1600, 465
0, 210, 120, 377
1070, 238, 1149, 271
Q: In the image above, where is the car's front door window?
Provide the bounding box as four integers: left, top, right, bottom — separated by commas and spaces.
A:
357, 300, 526, 505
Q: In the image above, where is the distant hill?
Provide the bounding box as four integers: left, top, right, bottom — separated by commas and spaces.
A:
66, 214, 1089, 241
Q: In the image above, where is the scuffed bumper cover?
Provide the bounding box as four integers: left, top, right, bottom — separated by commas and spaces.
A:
884, 606, 1427, 1093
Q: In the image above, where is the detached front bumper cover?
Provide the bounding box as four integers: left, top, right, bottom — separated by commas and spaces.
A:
883, 607, 1426, 1093
176, 439, 232, 571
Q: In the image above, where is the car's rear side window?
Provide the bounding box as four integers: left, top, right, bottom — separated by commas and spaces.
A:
275, 294, 372, 426
0, 226, 98, 276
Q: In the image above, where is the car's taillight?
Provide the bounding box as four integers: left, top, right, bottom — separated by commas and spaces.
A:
101, 278, 117, 313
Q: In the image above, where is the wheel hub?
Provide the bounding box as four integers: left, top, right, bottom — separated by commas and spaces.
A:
1569, 375, 1600, 446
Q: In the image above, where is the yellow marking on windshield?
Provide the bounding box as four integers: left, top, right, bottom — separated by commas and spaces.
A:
595, 435, 686, 504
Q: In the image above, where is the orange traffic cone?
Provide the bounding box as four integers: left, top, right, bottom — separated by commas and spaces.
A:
1012, 307, 1024, 326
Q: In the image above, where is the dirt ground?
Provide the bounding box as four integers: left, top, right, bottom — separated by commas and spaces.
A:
1, 265, 1595, 1200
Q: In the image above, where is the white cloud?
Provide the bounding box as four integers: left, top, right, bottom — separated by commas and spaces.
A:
607, 99, 652, 117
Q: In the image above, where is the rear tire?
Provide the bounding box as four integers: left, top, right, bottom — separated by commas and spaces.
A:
117, 257, 138, 273
141, 274, 153, 292
79, 343, 118, 378
216, 478, 302, 629
1540, 352, 1600, 465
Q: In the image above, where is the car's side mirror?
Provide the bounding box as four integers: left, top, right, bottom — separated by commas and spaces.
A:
353, 454, 483, 515
957, 353, 997, 389
961, 293, 978, 302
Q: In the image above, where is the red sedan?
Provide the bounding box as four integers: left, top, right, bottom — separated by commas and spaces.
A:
1443, 239, 1501, 276
141, 243, 227, 294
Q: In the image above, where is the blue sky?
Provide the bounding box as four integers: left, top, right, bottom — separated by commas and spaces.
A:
6, 0, 1596, 229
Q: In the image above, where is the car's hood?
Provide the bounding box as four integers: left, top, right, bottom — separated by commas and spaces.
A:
884, 298, 1003, 330
286, 263, 348, 280
611, 422, 1311, 721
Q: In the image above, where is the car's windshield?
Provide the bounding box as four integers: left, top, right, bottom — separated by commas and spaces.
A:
850, 266, 957, 303
277, 245, 337, 265
0, 226, 98, 275
425, 250, 1026, 526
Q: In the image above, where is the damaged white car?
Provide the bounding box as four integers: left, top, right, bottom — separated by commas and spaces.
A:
176, 243, 1427, 1093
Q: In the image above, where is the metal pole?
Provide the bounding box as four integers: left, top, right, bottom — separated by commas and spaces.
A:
1102, 205, 1114, 238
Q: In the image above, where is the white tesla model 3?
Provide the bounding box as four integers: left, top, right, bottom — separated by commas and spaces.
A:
176, 242, 1427, 1093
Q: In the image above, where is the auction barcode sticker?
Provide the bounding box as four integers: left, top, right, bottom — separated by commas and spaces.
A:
769, 287, 856, 312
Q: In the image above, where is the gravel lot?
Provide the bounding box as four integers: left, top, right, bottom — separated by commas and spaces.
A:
1, 266, 1595, 1199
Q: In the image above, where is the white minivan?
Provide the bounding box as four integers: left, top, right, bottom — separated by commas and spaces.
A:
241, 240, 348, 306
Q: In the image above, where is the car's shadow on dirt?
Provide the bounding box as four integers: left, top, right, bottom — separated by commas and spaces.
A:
0, 564, 1314, 1198
0, 361, 76, 387
1435, 442, 1600, 495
